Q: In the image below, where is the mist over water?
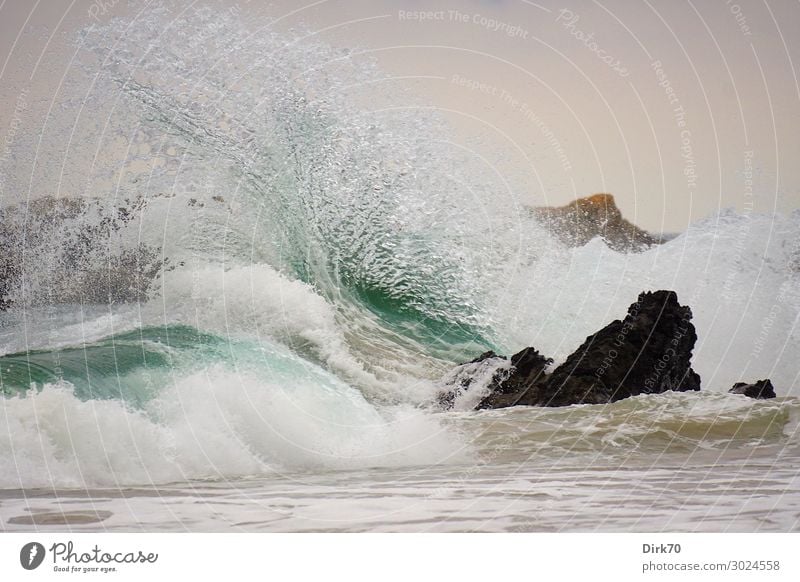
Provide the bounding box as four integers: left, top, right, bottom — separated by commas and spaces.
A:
0, 3, 798, 507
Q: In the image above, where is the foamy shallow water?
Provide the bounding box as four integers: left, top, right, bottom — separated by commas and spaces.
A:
3, 393, 799, 532
2, 448, 798, 532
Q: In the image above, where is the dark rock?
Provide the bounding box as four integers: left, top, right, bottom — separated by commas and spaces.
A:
477, 348, 551, 409
729, 379, 776, 399
469, 350, 503, 364
532, 290, 701, 406
531, 193, 662, 253
440, 290, 702, 409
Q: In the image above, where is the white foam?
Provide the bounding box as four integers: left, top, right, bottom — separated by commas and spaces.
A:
441, 356, 513, 412
0, 364, 470, 489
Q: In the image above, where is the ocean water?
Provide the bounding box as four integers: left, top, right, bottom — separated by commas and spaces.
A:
1, 4, 799, 532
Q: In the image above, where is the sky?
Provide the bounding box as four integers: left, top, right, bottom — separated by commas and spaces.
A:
1, 0, 799, 232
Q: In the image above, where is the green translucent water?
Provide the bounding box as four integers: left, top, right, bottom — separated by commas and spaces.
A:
0, 325, 226, 406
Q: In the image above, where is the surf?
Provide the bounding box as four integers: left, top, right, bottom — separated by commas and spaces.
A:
0, 2, 798, 491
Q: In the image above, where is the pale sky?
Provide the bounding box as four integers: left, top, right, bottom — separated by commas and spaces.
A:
2, 0, 799, 231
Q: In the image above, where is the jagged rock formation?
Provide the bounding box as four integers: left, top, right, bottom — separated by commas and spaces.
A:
729, 379, 776, 399
531, 193, 662, 253
476, 348, 552, 409
440, 290, 702, 409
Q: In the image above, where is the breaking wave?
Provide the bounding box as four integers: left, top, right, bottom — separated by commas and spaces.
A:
0, 3, 797, 488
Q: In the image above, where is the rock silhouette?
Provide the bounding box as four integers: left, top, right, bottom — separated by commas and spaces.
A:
729, 379, 776, 399
441, 290, 702, 409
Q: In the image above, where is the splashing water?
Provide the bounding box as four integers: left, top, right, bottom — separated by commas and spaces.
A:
0, 3, 798, 502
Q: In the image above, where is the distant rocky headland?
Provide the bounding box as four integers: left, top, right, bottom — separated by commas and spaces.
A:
530, 193, 672, 253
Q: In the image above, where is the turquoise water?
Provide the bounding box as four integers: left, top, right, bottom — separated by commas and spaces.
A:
0, 326, 213, 405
